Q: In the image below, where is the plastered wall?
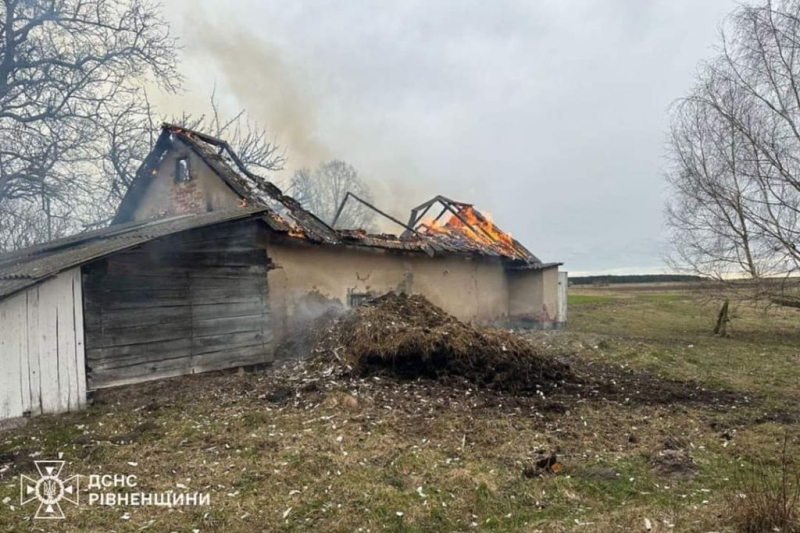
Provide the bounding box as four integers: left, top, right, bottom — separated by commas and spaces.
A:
504, 265, 561, 322
265, 239, 510, 338
541, 266, 560, 321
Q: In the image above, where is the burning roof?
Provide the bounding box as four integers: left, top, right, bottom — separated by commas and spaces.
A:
407, 197, 538, 263
114, 124, 551, 266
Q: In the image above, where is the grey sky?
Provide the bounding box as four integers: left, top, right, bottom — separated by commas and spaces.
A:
158, 0, 738, 275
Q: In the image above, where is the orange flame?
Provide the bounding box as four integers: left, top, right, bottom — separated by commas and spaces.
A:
419, 205, 518, 256
288, 226, 306, 239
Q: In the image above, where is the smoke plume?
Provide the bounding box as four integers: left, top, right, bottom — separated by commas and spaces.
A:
170, 9, 447, 231
183, 13, 331, 170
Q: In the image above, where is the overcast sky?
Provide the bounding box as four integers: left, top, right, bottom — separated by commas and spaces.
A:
157, 0, 738, 275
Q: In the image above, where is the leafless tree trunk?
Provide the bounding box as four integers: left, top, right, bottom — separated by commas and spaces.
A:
0, 2, 284, 251
667, 0, 800, 307
714, 299, 730, 336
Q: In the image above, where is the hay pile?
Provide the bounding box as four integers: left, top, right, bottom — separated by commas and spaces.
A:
306, 293, 571, 392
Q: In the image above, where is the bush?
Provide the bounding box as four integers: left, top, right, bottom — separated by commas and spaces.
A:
727, 436, 800, 533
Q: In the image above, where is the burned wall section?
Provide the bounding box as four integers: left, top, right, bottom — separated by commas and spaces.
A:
131, 138, 242, 222
264, 236, 510, 343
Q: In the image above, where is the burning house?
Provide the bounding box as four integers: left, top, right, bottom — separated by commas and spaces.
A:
0, 124, 565, 421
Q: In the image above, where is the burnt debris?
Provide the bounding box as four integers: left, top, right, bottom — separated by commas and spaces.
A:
297, 292, 572, 393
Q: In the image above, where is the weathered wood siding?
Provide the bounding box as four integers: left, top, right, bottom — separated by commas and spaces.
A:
0, 269, 86, 420
83, 221, 273, 389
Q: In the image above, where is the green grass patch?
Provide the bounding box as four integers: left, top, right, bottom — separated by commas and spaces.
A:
568, 294, 616, 305
634, 293, 688, 302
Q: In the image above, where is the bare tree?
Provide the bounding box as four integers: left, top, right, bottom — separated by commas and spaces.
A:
666, 73, 764, 279
287, 160, 376, 229
0, 199, 70, 250
0, 2, 282, 248
666, 0, 800, 307
181, 90, 285, 176
0, 0, 180, 245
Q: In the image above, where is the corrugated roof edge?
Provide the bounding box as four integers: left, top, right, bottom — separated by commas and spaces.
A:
0, 206, 271, 303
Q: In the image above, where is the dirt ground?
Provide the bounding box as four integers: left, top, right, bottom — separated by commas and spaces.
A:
0, 284, 798, 532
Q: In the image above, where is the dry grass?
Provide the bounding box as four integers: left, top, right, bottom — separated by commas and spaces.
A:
726, 436, 800, 533
0, 284, 798, 531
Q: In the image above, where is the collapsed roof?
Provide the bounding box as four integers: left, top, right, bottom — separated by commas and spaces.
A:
114, 124, 551, 266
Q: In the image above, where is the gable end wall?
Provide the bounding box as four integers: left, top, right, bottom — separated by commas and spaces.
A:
131, 139, 242, 222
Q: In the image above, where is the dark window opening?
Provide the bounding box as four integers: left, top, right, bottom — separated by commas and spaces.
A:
348, 292, 373, 308
175, 157, 191, 183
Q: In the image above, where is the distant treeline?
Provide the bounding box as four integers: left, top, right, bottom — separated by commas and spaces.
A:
570, 274, 707, 285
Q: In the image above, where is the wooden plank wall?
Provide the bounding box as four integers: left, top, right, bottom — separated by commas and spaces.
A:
0, 269, 86, 420
84, 221, 273, 390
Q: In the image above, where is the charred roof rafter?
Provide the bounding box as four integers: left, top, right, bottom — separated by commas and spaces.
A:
402, 195, 541, 263
332, 191, 419, 236
404, 195, 490, 242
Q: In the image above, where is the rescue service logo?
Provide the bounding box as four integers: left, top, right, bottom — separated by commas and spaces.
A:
17, 459, 211, 521
19, 460, 80, 520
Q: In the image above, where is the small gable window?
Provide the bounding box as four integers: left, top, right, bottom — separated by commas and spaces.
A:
175, 157, 191, 183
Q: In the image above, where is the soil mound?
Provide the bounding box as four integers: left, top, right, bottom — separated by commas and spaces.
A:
304, 292, 571, 392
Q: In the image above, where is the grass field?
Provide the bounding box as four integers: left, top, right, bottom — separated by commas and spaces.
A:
1, 285, 799, 532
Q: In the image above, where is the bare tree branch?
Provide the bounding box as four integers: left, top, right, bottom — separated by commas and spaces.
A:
0, 0, 180, 247
287, 160, 376, 230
